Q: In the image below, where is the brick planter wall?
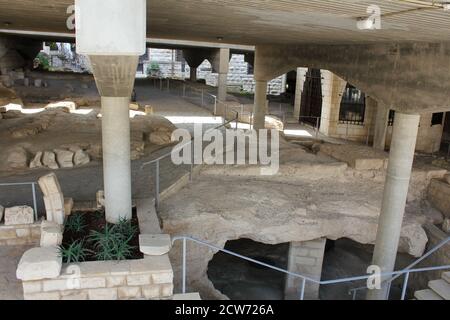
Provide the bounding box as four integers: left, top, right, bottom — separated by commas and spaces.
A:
0, 222, 40, 246
21, 255, 174, 300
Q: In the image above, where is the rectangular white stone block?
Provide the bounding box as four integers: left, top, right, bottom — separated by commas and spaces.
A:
38, 172, 62, 196
4, 206, 34, 225
75, 0, 146, 55
139, 234, 171, 256
40, 220, 63, 247
16, 246, 62, 281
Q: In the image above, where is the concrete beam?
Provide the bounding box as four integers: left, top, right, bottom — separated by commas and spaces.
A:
254, 43, 450, 114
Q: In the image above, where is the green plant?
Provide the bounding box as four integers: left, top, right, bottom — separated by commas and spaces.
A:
59, 240, 92, 263
64, 213, 86, 233
116, 217, 138, 240
146, 62, 160, 75
88, 224, 136, 261
35, 52, 50, 70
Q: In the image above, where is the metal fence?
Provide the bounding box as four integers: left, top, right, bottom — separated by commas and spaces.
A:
0, 182, 39, 220
172, 235, 450, 300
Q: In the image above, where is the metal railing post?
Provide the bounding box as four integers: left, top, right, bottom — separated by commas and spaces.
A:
167, 78, 170, 91
182, 237, 187, 294
352, 290, 357, 300
155, 160, 160, 210
190, 141, 194, 181
31, 183, 38, 221
159, 78, 163, 91
300, 278, 306, 300
401, 272, 410, 300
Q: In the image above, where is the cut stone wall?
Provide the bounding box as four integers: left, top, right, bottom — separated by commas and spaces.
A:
428, 179, 450, 218
284, 238, 326, 300
146, 49, 286, 95
0, 222, 40, 246
21, 256, 174, 300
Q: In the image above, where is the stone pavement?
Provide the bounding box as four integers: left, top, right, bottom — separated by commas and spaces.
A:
0, 245, 32, 300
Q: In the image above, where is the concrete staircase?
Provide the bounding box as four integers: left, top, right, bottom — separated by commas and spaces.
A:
414, 272, 450, 300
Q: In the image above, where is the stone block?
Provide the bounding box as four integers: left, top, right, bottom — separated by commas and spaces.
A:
139, 234, 172, 256
118, 286, 142, 299
40, 220, 63, 247
442, 219, 450, 233
54, 149, 74, 168
43, 279, 72, 292
38, 172, 62, 196
24, 291, 60, 300
4, 206, 34, 225
142, 285, 161, 299
80, 277, 106, 289
16, 246, 62, 281
30, 152, 43, 169
144, 105, 154, 115
74, 149, 90, 166
43, 193, 65, 225
7, 147, 29, 169
42, 151, 59, 169
22, 281, 42, 294
16, 227, 31, 238
88, 288, 118, 300
129, 103, 140, 111
106, 276, 126, 288
60, 291, 88, 300
151, 272, 173, 284
0, 205, 4, 222
444, 174, 450, 185
161, 283, 174, 297
96, 190, 105, 209
0, 227, 16, 240
64, 198, 74, 216
126, 274, 151, 286
173, 293, 201, 300
428, 179, 450, 218
46, 101, 78, 112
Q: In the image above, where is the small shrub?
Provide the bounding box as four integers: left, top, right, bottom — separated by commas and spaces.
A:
64, 213, 86, 233
59, 240, 92, 263
116, 217, 138, 240
88, 224, 136, 261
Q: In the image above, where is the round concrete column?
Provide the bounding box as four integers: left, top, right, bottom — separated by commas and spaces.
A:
366, 112, 420, 300
101, 96, 132, 224
190, 67, 197, 82
253, 80, 268, 130
217, 73, 228, 102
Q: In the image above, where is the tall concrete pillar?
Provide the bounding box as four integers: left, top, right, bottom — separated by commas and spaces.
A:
101, 97, 132, 222
217, 48, 230, 102
75, 0, 146, 224
190, 67, 197, 82
253, 80, 268, 130
373, 102, 389, 151
366, 112, 420, 300
293, 68, 308, 121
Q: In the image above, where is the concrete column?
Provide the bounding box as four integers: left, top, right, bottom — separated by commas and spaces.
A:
366, 112, 420, 300
285, 238, 326, 300
253, 80, 268, 130
373, 102, 389, 150
293, 68, 307, 121
190, 67, 197, 82
101, 96, 132, 224
217, 48, 230, 102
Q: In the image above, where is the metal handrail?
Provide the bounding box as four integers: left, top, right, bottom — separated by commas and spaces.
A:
172, 235, 450, 300
140, 105, 239, 210
0, 182, 38, 220
348, 235, 450, 299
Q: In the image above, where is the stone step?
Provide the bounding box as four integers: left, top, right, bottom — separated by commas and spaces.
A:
428, 279, 450, 300
139, 234, 172, 256
442, 272, 450, 284
172, 293, 201, 300
414, 289, 444, 300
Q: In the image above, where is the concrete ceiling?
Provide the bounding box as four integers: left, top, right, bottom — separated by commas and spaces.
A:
0, 0, 449, 45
